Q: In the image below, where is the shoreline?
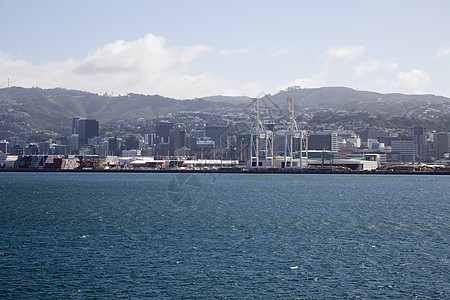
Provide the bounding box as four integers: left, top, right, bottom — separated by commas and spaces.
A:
1, 168, 449, 175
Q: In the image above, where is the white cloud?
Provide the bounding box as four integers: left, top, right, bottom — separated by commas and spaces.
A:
218, 48, 249, 56
322, 45, 364, 65
435, 46, 450, 58
353, 60, 398, 77
391, 69, 431, 93
1, 34, 269, 99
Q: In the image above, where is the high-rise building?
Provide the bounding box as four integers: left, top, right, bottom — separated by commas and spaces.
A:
144, 133, 157, 147
432, 132, 450, 158
72, 117, 82, 134
409, 125, 428, 159
308, 132, 338, 152
77, 119, 99, 145
156, 121, 173, 143
391, 137, 415, 162
169, 129, 186, 156
108, 137, 121, 156
68, 134, 79, 154
98, 140, 109, 158
205, 125, 228, 149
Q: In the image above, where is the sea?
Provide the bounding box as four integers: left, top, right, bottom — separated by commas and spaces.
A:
0, 172, 448, 299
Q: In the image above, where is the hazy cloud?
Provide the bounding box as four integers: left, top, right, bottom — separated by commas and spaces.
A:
435, 46, 450, 58
322, 45, 364, 65
267, 45, 290, 57
218, 48, 249, 56
391, 69, 431, 93
353, 60, 398, 77
277, 72, 327, 91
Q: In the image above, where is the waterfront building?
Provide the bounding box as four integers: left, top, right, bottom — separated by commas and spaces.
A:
391, 137, 415, 162
432, 132, 450, 158
409, 125, 428, 159
308, 132, 338, 152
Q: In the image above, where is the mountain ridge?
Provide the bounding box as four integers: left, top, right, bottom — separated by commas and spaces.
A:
0, 86, 449, 140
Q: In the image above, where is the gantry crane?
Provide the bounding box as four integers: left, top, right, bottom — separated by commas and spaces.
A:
284, 97, 308, 168
249, 97, 274, 168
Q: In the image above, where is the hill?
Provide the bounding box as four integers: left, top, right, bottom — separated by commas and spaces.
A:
0, 87, 234, 139
0, 86, 449, 140
203, 86, 449, 116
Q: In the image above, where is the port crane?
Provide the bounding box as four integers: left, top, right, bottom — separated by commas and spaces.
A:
249, 97, 274, 168
284, 97, 308, 168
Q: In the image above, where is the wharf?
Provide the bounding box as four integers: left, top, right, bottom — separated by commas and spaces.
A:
1, 168, 449, 175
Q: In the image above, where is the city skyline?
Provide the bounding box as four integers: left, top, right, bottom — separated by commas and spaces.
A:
1, 1, 450, 99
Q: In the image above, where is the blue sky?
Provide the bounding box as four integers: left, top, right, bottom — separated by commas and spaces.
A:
1, 0, 449, 99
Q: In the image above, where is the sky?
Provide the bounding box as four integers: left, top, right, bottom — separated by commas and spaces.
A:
1, 0, 450, 99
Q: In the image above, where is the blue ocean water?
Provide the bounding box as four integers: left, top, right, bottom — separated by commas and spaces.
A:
0, 172, 449, 299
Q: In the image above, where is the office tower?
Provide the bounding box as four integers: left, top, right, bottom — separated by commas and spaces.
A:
108, 137, 121, 156
68, 134, 79, 153
155, 121, 173, 143
391, 137, 415, 162
205, 125, 228, 149
77, 119, 99, 145
433, 132, 450, 158
308, 132, 338, 152
169, 129, 186, 156
72, 117, 81, 134
409, 125, 428, 159
98, 140, 109, 158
